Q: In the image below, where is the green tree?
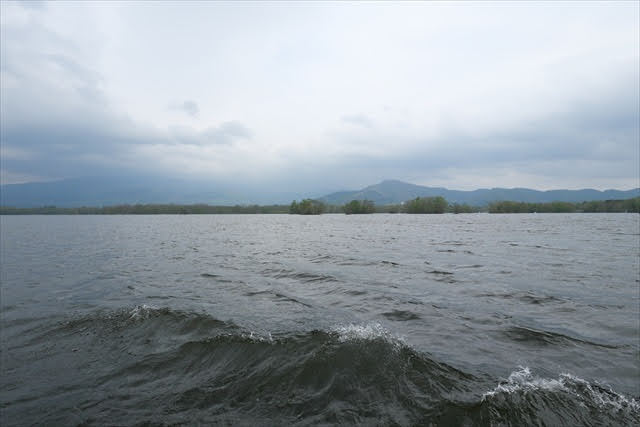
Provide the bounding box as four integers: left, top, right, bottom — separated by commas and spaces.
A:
450, 203, 474, 214
343, 199, 375, 214
404, 196, 448, 214
289, 199, 325, 215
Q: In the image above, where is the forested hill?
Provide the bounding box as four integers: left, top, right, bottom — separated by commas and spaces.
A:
319, 180, 640, 206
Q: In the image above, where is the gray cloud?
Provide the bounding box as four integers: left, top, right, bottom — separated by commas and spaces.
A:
170, 100, 199, 117
204, 121, 252, 143
0, 4, 251, 182
17, 1, 46, 10
1, 2, 638, 192
341, 114, 373, 128
287, 71, 639, 191
168, 121, 252, 146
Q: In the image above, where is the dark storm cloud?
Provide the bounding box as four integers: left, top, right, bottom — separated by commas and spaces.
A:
1, 112, 155, 180
1, 109, 254, 181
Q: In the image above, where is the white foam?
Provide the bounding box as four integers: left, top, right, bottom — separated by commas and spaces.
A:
335, 322, 388, 341
482, 366, 640, 413
128, 304, 158, 320
241, 330, 275, 343
482, 367, 562, 398
333, 323, 405, 350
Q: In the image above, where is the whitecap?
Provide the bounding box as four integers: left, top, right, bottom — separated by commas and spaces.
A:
127, 304, 158, 320
482, 366, 640, 413
332, 322, 406, 350
241, 330, 275, 344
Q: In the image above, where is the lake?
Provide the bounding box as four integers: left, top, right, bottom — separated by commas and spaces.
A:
1, 214, 638, 425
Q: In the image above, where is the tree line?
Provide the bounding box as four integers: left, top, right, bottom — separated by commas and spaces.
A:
488, 198, 640, 213
287, 196, 639, 215
287, 197, 476, 214
0, 204, 290, 215
2, 197, 637, 215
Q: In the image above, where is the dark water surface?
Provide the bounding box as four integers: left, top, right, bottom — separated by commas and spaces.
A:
1, 214, 638, 426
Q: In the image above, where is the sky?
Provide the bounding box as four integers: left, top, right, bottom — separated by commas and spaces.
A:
1, 0, 638, 193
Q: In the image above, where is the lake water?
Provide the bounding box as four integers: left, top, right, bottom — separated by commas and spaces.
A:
1, 214, 638, 426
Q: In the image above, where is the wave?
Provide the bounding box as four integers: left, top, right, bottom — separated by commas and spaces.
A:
244, 289, 314, 308
332, 322, 406, 345
503, 326, 622, 349
261, 267, 338, 283
308, 254, 401, 268
483, 367, 639, 410
51, 304, 239, 348
381, 309, 422, 321
477, 290, 567, 306
10, 307, 476, 425
428, 269, 454, 275
5, 307, 638, 426
427, 269, 457, 283
478, 367, 640, 426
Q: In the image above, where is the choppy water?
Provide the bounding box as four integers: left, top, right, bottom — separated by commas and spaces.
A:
1, 213, 639, 426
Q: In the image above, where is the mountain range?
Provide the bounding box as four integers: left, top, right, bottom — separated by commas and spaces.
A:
0, 176, 304, 208
0, 177, 638, 208
319, 180, 639, 206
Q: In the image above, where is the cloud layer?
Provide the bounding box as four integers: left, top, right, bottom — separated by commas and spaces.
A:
1, 1, 638, 191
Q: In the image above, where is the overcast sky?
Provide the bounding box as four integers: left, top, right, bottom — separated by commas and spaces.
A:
1, 1, 638, 192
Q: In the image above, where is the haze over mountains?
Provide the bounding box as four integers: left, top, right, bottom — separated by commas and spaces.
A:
1, 177, 637, 208
0, 176, 304, 208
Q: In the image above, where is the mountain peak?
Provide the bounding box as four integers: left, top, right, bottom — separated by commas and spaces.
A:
378, 179, 410, 185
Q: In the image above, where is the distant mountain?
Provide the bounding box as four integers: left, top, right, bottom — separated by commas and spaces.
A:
319, 180, 640, 206
1, 177, 638, 208
0, 176, 303, 207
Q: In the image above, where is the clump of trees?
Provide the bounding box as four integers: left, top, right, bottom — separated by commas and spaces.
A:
449, 203, 476, 214
579, 198, 639, 213
380, 204, 403, 213
404, 196, 448, 214
489, 201, 575, 213
289, 199, 326, 215
343, 199, 375, 214
488, 198, 640, 213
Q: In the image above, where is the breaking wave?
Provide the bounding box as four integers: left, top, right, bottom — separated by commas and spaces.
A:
4, 307, 638, 426
479, 367, 640, 426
